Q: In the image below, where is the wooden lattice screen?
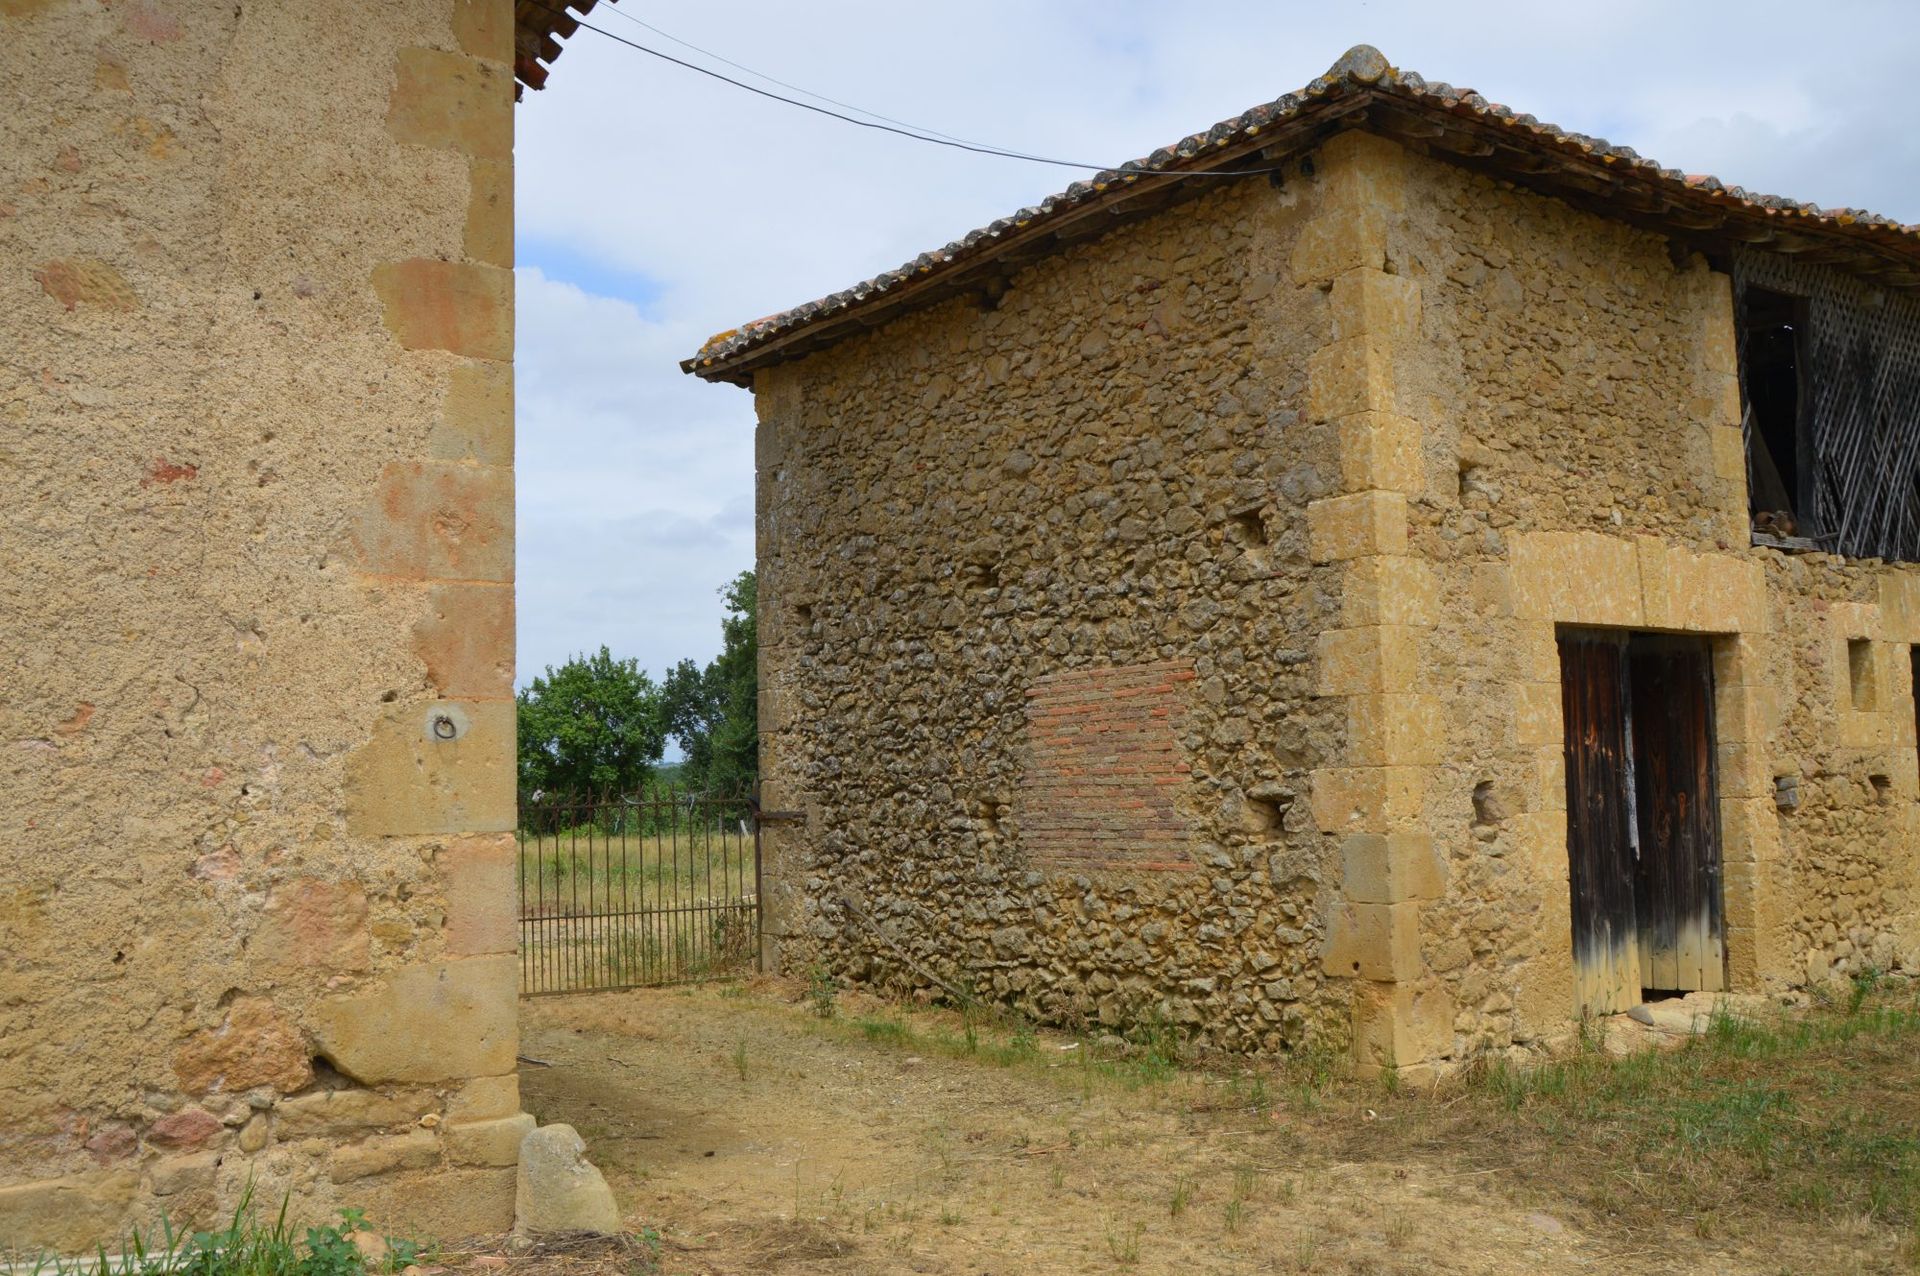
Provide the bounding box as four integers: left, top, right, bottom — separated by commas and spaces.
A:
1733, 247, 1920, 562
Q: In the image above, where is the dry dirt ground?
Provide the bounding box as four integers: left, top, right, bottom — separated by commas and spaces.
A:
515, 981, 1898, 1276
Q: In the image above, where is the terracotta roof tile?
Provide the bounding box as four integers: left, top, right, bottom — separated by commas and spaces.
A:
684, 44, 1920, 383
514, 0, 608, 97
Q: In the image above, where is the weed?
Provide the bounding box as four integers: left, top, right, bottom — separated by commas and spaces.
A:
1169, 1175, 1193, 1219
1223, 1198, 1244, 1234
732, 1037, 749, 1082
1104, 1220, 1144, 1265
22, 1189, 422, 1276
1047, 1164, 1066, 1190
938, 1206, 964, 1226
1383, 1212, 1415, 1248
807, 965, 840, 1019
1231, 1164, 1259, 1202
1850, 967, 1884, 1016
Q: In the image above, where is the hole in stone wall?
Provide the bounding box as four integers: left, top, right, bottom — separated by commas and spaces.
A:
1871, 773, 1893, 802
1472, 780, 1506, 827
1849, 638, 1877, 711
308, 1054, 353, 1092
380, 689, 399, 702
1774, 773, 1802, 811
963, 561, 999, 592
794, 602, 814, 628
1228, 507, 1269, 549
1246, 795, 1287, 835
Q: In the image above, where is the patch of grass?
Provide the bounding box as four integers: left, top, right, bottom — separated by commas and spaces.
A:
22, 1192, 422, 1276
1373, 982, 1920, 1241
857, 1016, 912, 1046
1168, 1175, 1193, 1219
732, 1037, 749, 1081
1104, 1219, 1144, 1266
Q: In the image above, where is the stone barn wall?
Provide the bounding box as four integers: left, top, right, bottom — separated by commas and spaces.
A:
1, 0, 524, 1247
1370, 136, 1920, 1067
754, 173, 1356, 1053
751, 126, 1920, 1077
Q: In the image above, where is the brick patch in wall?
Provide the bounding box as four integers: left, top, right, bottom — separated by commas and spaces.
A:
1016, 660, 1197, 871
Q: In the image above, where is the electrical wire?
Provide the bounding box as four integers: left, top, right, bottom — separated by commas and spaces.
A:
529, 1, 1283, 180
597, 4, 995, 152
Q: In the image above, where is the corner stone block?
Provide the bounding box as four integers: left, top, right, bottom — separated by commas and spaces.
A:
373, 259, 513, 361
415, 581, 514, 698
1337, 411, 1424, 494
446, 1112, 537, 1166
442, 832, 517, 956
1351, 980, 1451, 1075
1288, 208, 1387, 288
1512, 681, 1563, 748
466, 158, 513, 269
1709, 426, 1746, 483
1306, 335, 1396, 421
355, 460, 513, 582
1340, 555, 1436, 628
0, 1171, 138, 1252
312, 956, 518, 1084
453, 0, 514, 63
432, 359, 513, 466
1308, 490, 1407, 563
387, 47, 511, 160
1324, 900, 1422, 981
1344, 693, 1444, 766
345, 700, 515, 837
1718, 796, 1781, 867
1316, 625, 1421, 697
1309, 765, 1426, 834
448, 1073, 521, 1123
360, 1167, 517, 1239
1879, 572, 1920, 644
1329, 268, 1421, 344
1317, 128, 1409, 212
1341, 831, 1444, 904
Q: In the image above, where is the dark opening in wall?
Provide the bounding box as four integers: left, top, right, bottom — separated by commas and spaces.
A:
1849, 638, 1877, 711
1739, 285, 1809, 538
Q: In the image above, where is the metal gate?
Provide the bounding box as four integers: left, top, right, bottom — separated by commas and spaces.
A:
517, 788, 760, 994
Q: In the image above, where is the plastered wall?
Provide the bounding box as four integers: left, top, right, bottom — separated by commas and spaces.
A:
1, 0, 523, 1248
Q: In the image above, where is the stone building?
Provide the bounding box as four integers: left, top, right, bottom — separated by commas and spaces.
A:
687, 46, 1920, 1079
1, 0, 599, 1249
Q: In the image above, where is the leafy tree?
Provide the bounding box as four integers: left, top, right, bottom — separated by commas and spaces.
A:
516, 646, 667, 798
662, 571, 757, 794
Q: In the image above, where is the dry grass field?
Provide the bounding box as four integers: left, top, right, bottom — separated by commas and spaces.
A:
514, 973, 1920, 1275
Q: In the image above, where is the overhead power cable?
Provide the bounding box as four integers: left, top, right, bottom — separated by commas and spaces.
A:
531, 1, 1282, 180
598, 5, 996, 152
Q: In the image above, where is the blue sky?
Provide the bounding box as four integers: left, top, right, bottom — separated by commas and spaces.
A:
511, 0, 1920, 690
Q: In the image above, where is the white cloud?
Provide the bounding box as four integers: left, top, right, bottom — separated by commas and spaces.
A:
512, 0, 1920, 684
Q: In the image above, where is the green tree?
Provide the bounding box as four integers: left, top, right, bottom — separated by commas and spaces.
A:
516, 646, 667, 798
662, 571, 757, 794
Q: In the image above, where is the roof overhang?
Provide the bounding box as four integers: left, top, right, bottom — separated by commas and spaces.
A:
684, 45, 1920, 387
514, 0, 609, 97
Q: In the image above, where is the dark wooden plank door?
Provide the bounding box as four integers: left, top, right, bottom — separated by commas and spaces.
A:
1627, 637, 1725, 993
1558, 633, 1642, 1015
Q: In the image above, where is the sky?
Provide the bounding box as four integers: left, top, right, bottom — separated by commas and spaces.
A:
512, 0, 1920, 689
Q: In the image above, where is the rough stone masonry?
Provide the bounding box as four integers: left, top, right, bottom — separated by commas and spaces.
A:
2, 0, 533, 1247
688, 50, 1920, 1081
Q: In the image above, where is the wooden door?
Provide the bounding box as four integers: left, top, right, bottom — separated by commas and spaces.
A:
1627, 637, 1725, 993
1558, 633, 1641, 1014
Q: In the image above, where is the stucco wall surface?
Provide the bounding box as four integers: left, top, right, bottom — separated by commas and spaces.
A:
1, 0, 522, 1248
755, 173, 1356, 1054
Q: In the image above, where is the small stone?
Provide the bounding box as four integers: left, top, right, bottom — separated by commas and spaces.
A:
148, 1107, 223, 1150
514, 1123, 621, 1235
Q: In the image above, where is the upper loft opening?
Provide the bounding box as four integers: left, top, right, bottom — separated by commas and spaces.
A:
1734, 248, 1920, 563
1739, 286, 1809, 538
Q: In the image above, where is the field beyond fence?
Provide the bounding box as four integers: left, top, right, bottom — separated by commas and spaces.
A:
518, 788, 758, 994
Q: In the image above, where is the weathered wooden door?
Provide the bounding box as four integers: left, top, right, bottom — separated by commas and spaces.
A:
1558, 632, 1725, 1016
1627, 638, 1725, 994
1559, 633, 1641, 1014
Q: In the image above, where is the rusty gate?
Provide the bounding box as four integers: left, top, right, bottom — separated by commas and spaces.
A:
517, 788, 760, 994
